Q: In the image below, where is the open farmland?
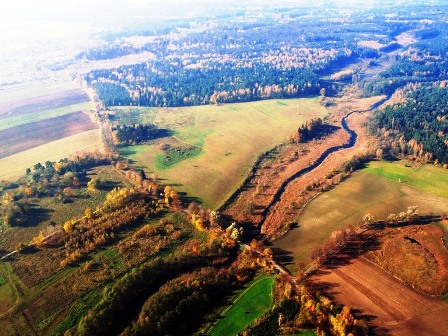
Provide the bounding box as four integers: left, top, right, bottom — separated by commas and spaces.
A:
0, 102, 93, 132
0, 89, 89, 119
118, 98, 328, 209
0, 112, 97, 159
0, 130, 103, 181
309, 258, 448, 336
0, 81, 82, 102
0, 80, 103, 181
273, 161, 448, 270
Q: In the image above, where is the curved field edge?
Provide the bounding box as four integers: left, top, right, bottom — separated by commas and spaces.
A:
119, 98, 328, 209
273, 161, 448, 271
0, 129, 104, 181
209, 274, 274, 336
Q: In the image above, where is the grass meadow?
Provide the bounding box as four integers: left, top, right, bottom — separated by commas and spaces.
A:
209, 274, 274, 336
118, 98, 328, 209
273, 160, 448, 272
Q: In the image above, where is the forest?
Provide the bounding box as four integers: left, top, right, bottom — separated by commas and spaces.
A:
81, 6, 418, 107
372, 86, 448, 164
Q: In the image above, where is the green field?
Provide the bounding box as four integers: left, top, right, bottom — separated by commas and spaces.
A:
365, 160, 448, 199
273, 161, 448, 272
0, 102, 94, 131
118, 98, 328, 208
210, 274, 274, 336
0, 130, 103, 181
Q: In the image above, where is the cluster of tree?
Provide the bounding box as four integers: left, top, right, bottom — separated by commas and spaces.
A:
115, 215, 187, 266
386, 206, 419, 223
371, 86, 448, 164
289, 118, 324, 143
340, 153, 374, 173
0, 152, 113, 227
61, 196, 158, 266
311, 227, 356, 262
360, 23, 448, 97
90, 66, 322, 107
243, 278, 367, 336
112, 123, 166, 145
186, 201, 224, 233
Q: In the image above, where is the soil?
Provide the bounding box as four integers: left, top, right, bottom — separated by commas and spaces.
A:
0, 111, 98, 159
0, 89, 89, 119
308, 255, 448, 336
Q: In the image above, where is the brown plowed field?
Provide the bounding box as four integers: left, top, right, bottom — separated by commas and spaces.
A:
309, 257, 448, 335
0, 89, 89, 119
0, 112, 98, 159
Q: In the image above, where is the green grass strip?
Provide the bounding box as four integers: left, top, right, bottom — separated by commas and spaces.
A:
0, 102, 93, 131
210, 274, 274, 336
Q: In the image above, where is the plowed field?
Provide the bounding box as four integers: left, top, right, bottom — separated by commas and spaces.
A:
0, 112, 97, 159
309, 258, 448, 335
0, 89, 89, 119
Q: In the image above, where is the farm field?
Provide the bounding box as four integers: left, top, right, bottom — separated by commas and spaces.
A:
0, 130, 103, 181
118, 98, 328, 209
365, 160, 448, 199
0, 102, 93, 132
308, 258, 448, 336
0, 81, 82, 102
273, 161, 448, 271
209, 274, 274, 336
0, 88, 89, 118
0, 112, 97, 159
0, 80, 103, 181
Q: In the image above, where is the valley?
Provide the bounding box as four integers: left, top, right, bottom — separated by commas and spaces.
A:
0, 1, 447, 335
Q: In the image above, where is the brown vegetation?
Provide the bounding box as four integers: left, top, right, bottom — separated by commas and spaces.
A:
223, 87, 382, 239
364, 224, 448, 296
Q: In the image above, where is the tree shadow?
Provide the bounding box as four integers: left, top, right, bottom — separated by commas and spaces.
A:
323, 234, 381, 270
22, 204, 53, 227
270, 247, 294, 265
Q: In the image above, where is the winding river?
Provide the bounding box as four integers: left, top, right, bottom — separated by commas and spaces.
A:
259, 96, 389, 229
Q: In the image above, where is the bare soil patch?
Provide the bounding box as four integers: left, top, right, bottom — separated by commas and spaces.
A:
0, 112, 98, 159
309, 256, 448, 336
0, 89, 89, 119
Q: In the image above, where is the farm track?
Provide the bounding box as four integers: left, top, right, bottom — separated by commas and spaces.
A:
0, 111, 98, 159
